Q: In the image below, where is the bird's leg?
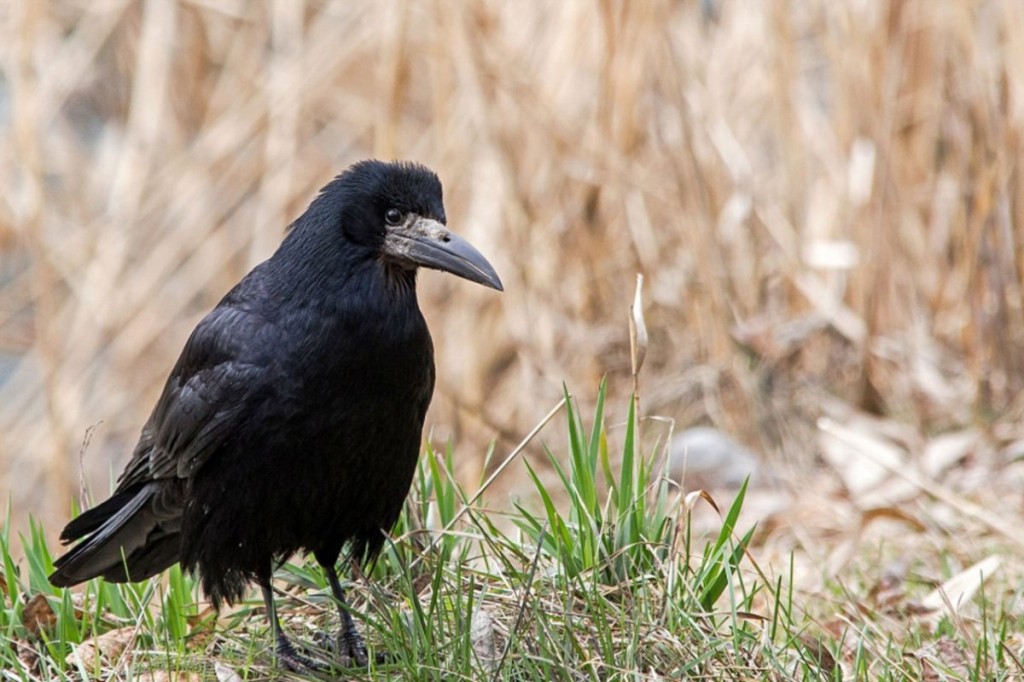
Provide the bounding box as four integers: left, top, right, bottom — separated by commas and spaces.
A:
260, 580, 326, 673
321, 562, 371, 667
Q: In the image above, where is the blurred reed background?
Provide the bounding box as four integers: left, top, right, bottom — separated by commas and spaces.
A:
1, 0, 1023, 541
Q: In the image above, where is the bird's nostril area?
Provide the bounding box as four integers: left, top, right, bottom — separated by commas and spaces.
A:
441, 234, 451, 243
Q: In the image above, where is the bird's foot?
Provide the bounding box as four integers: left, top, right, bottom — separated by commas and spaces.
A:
338, 628, 369, 667
313, 628, 388, 667
275, 633, 328, 673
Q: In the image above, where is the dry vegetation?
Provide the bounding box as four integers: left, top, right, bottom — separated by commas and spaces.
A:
2, 0, 1024, 676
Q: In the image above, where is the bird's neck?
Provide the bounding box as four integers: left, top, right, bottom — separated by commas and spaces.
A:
265, 236, 420, 315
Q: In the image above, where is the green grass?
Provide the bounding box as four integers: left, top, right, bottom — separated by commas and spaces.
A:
1, 384, 1019, 680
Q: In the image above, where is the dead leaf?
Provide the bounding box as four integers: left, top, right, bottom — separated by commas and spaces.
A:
860, 507, 926, 532
824, 419, 1024, 549
909, 635, 970, 680
22, 594, 56, 636
470, 606, 499, 673
919, 555, 1001, 625
922, 430, 980, 478
214, 662, 243, 682
187, 603, 217, 629
412, 572, 433, 595
15, 638, 40, 675
867, 557, 909, 612
818, 417, 906, 496
683, 489, 721, 515
819, 617, 847, 640
796, 634, 837, 677
629, 273, 647, 377
66, 626, 135, 668
1002, 632, 1024, 663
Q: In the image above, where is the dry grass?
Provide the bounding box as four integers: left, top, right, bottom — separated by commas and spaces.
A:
2, 0, 1024, 646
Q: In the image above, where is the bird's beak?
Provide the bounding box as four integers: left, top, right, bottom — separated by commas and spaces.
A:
385, 217, 503, 291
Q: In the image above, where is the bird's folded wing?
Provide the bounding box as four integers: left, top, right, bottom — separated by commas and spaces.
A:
115, 305, 279, 489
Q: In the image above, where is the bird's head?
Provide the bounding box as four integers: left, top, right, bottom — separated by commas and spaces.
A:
312, 160, 502, 291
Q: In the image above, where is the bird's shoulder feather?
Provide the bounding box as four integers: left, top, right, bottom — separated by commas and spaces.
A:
116, 302, 281, 490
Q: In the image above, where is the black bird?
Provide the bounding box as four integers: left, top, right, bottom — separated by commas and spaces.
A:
49, 160, 502, 671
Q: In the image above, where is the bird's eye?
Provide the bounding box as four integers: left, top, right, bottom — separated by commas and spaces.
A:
385, 208, 403, 226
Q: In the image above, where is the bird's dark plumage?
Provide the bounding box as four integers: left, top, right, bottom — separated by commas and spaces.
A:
49, 160, 502, 670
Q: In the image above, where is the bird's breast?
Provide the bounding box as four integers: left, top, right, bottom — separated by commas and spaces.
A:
280, 292, 433, 406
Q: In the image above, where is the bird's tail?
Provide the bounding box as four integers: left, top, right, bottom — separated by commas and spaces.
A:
49, 482, 182, 587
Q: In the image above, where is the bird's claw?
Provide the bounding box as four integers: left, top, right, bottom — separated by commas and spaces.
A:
276, 633, 329, 673
338, 630, 369, 667
312, 628, 387, 667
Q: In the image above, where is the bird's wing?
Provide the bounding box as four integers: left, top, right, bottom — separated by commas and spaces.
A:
115, 305, 278, 490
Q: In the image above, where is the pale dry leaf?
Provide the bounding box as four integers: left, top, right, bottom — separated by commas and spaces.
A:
15, 638, 40, 675
846, 136, 876, 206
911, 635, 971, 680
1000, 437, 1024, 462
65, 626, 135, 668
793, 272, 867, 344
802, 239, 859, 270
470, 606, 499, 672
921, 429, 979, 479
856, 477, 920, 508
824, 420, 1024, 549
818, 417, 905, 495
911, 341, 969, 413
919, 555, 1001, 625
683, 489, 721, 516
214, 661, 243, 682
1002, 632, 1024, 662
629, 273, 647, 376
